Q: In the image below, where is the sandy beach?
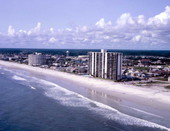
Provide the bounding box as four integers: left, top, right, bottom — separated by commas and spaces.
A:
1, 60, 170, 128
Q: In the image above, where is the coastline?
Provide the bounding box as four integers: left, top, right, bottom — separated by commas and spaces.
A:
0, 60, 170, 124
0, 60, 170, 103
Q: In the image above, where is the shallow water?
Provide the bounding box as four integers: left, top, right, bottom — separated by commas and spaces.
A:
0, 66, 169, 131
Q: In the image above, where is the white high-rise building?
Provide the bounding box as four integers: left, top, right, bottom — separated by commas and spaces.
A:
89, 49, 122, 81
28, 53, 46, 66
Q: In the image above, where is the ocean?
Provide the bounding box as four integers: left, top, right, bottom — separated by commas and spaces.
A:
0, 65, 169, 131
0, 48, 170, 56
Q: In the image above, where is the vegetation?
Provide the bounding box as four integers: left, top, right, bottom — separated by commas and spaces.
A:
134, 66, 150, 71
138, 81, 163, 84
156, 77, 168, 81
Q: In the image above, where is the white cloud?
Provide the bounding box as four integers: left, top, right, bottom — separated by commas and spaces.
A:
35, 22, 41, 32
50, 28, 54, 33
95, 18, 112, 28
137, 15, 145, 25
27, 22, 42, 35
49, 37, 57, 43
116, 13, 135, 26
8, 25, 15, 36
111, 39, 120, 43
0, 6, 170, 49
132, 35, 142, 42
148, 6, 170, 26
80, 26, 88, 32
66, 28, 72, 32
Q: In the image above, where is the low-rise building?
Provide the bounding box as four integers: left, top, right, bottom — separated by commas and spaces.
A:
28, 53, 46, 66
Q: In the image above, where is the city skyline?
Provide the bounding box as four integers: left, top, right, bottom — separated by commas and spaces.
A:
0, 0, 170, 50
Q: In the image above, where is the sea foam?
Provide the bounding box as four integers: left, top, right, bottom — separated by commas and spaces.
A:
2, 67, 169, 130
33, 78, 169, 130
12, 75, 27, 81
30, 86, 36, 90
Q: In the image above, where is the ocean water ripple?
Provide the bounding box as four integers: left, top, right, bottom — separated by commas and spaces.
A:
1, 67, 169, 131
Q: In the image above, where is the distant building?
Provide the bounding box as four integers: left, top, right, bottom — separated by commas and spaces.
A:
88, 49, 123, 81
28, 53, 46, 66
0, 54, 6, 60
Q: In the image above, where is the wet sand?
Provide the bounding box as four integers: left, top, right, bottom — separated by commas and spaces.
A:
1, 60, 170, 128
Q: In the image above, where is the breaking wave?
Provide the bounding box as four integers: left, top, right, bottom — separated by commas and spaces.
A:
33, 78, 169, 130
12, 75, 27, 81
29, 86, 36, 90
1, 67, 169, 130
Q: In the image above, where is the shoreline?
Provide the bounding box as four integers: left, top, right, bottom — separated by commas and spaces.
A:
0, 60, 170, 103
1, 60, 170, 125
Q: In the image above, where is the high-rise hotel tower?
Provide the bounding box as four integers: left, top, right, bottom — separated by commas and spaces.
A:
89, 49, 122, 81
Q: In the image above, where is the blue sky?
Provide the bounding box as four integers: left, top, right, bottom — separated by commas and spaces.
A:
0, 0, 170, 49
